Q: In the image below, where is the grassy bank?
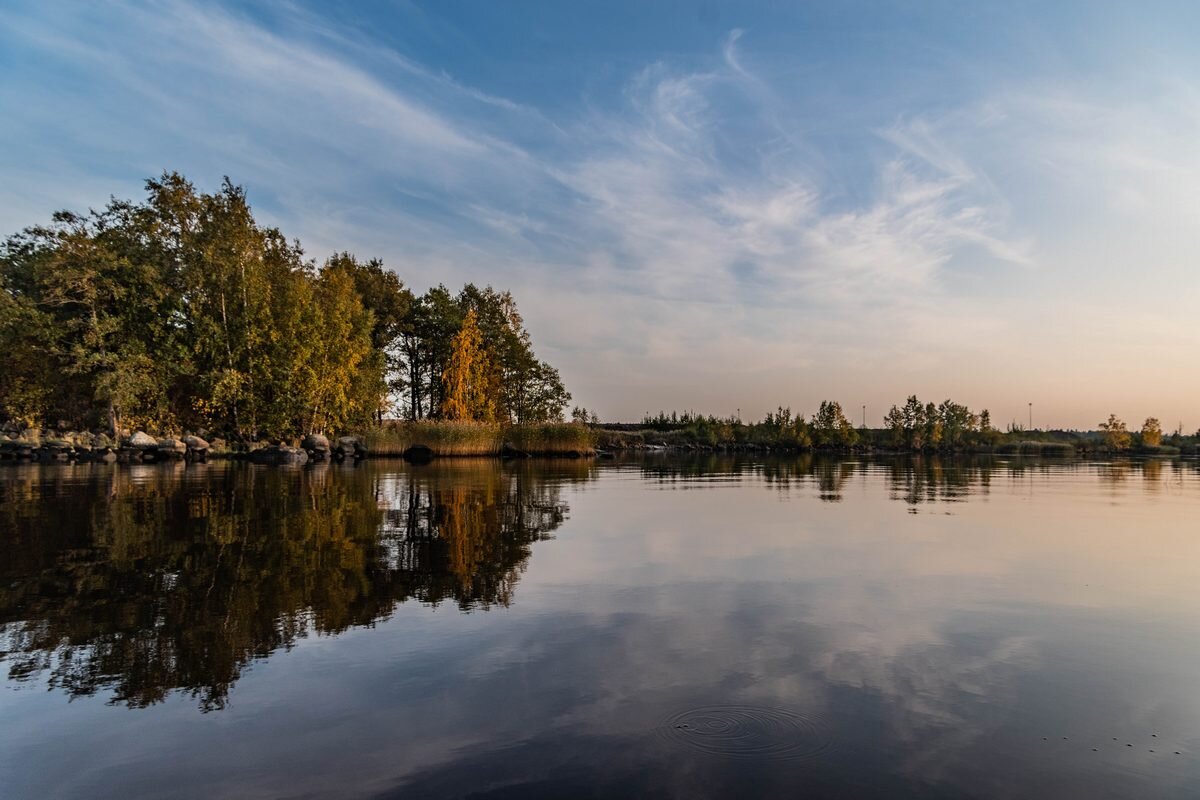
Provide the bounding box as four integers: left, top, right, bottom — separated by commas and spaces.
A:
363, 421, 595, 458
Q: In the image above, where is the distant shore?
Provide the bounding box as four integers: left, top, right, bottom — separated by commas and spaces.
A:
593, 426, 1193, 457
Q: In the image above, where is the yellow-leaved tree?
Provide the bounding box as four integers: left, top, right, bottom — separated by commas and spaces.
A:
1141, 418, 1163, 447
440, 310, 495, 422
1098, 414, 1131, 451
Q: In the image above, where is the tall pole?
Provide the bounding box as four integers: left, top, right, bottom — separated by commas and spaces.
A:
862, 405, 866, 427
1029, 402, 1032, 431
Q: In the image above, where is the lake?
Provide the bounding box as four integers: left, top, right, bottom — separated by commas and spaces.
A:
2, 455, 1199, 798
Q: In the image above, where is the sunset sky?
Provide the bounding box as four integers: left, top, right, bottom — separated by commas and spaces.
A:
3, 1, 1198, 429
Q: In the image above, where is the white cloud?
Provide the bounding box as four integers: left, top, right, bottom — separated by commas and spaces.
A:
3, 3, 1200, 425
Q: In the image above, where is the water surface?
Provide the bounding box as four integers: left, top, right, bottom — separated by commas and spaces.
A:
3, 456, 1200, 798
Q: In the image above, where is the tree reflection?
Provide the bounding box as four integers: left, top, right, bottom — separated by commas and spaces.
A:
0, 461, 577, 710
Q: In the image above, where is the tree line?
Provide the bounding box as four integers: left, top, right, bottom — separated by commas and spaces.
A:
638, 398, 989, 449
0, 173, 571, 438
636, 398, 1196, 452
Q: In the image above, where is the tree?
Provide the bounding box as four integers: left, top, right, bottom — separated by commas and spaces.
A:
901, 395, 928, 449
1141, 418, 1163, 448
440, 310, 494, 422
884, 405, 905, 447
302, 267, 381, 433
0, 172, 572, 437
323, 253, 412, 420
1098, 414, 1131, 451
811, 400, 857, 448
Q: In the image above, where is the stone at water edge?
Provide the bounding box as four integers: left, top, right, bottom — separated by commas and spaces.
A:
182, 435, 210, 451
335, 436, 367, 457
302, 433, 331, 452
125, 431, 158, 449
157, 438, 188, 454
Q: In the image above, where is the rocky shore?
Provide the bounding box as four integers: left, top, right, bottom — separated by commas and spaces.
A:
0, 428, 367, 465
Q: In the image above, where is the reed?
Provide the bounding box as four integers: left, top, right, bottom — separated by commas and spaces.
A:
363, 421, 503, 457
504, 423, 596, 455
363, 421, 595, 457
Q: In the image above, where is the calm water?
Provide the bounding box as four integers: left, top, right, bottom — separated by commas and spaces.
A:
3, 456, 1200, 799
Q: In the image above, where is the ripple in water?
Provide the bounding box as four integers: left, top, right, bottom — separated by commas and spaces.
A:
659, 705, 834, 760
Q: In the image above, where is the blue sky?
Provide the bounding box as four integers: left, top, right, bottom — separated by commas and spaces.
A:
3, 1, 1199, 427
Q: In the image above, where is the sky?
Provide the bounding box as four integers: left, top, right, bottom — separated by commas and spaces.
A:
1, 1, 1198, 429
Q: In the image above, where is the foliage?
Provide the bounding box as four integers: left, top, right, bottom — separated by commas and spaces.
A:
1141, 417, 1163, 448
811, 400, 857, 448
571, 406, 601, 425
440, 309, 494, 422
1098, 414, 1132, 451
0, 173, 572, 437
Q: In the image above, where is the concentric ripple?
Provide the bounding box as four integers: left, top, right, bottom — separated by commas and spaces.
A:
658, 705, 834, 760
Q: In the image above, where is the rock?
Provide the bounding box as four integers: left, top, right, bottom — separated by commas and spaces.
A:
124, 431, 158, 449
158, 437, 187, 452
87, 432, 113, 449
335, 435, 367, 459
403, 445, 435, 464
152, 438, 186, 460
302, 433, 331, 452
182, 435, 210, 451
42, 438, 73, 451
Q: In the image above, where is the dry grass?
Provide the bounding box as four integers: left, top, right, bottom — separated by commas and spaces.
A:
363, 421, 594, 457
364, 421, 503, 457
505, 423, 596, 456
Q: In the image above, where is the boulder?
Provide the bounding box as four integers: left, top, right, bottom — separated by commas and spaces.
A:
88, 432, 114, 449
335, 435, 367, 459
302, 433, 331, 452
124, 431, 158, 449
403, 445, 434, 464
182, 435, 210, 451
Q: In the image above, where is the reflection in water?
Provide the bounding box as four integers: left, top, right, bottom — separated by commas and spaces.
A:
0, 461, 581, 710
3, 455, 1200, 799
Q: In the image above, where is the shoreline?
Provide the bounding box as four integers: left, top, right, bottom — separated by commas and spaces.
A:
4, 421, 1193, 465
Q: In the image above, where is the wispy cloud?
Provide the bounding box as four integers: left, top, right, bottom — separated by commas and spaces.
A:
2, 1, 1199, 425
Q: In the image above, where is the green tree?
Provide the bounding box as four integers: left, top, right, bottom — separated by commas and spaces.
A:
323, 253, 412, 420
811, 400, 857, 448
902, 395, 927, 449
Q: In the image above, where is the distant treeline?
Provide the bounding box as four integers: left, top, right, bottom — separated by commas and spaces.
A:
632, 400, 1197, 454
0, 173, 570, 438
